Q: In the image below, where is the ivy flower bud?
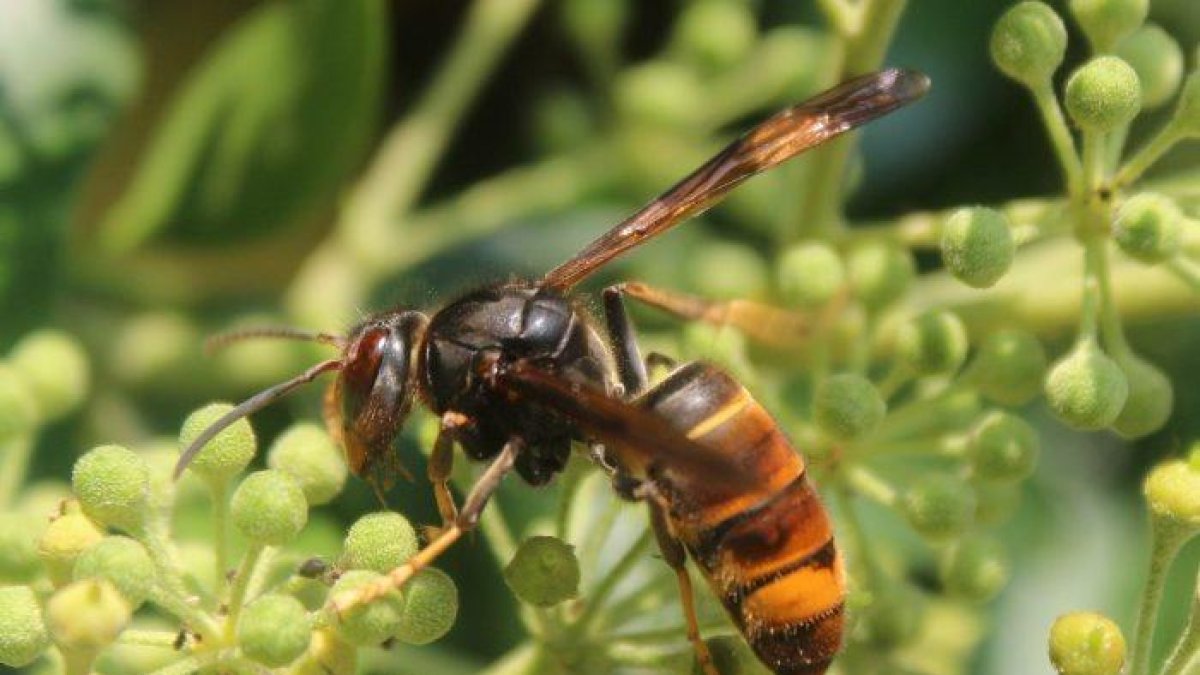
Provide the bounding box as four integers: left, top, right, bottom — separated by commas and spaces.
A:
1112, 354, 1173, 439
38, 510, 104, 586
395, 568, 458, 645
0, 514, 41, 584
1143, 459, 1200, 529
0, 586, 49, 667
972, 329, 1049, 406
1065, 57, 1142, 133
848, 241, 915, 311
45, 579, 130, 652
71, 445, 150, 533
777, 242, 845, 308
863, 586, 925, 648
231, 470, 307, 547
268, 423, 347, 506
940, 207, 1015, 288
330, 570, 404, 646
8, 330, 90, 422
1045, 340, 1129, 430
671, 0, 756, 73
237, 594, 311, 667
1116, 25, 1184, 109
503, 536, 580, 607
813, 373, 886, 441
342, 512, 418, 574
970, 411, 1040, 483
292, 628, 357, 675
178, 403, 256, 485
686, 242, 768, 300
1174, 72, 1200, 137
1049, 611, 1126, 675
991, 2, 1068, 87
901, 475, 976, 541
939, 535, 1010, 602
1113, 192, 1184, 264
1068, 0, 1148, 53
0, 365, 37, 441
615, 62, 705, 129
896, 310, 970, 376
73, 536, 155, 610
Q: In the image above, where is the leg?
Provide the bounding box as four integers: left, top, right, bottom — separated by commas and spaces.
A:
429, 411, 470, 527
648, 501, 719, 675
330, 437, 521, 614
603, 285, 649, 396
616, 280, 833, 350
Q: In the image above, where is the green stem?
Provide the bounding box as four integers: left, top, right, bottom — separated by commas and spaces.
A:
117, 629, 181, 648
0, 434, 33, 507
844, 465, 898, 507
833, 480, 883, 591
1115, 122, 1185, 189
1166, 256, 1200, 293
1129, 519, 1193, 675
60, 647, 97, 675
1161, 570, 1200, 675
1030, 80, 1084, 196
340, 0, 543, 273
1083, 235, 1131, 357
147, 586, 222, 644
572, 528, 654, 634
209, 481, 230, 598
610, 622, 731, 644
223, 542, 266, 643
146, 653, 220, 675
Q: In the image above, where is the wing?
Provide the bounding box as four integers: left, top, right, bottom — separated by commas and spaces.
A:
492, 360, 758, 491
541, 68, 930, 290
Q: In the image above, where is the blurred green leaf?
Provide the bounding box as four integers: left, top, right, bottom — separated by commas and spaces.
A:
97, 0, 387, 253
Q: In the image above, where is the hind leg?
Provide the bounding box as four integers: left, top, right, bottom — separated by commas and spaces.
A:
647, 499, 719, 675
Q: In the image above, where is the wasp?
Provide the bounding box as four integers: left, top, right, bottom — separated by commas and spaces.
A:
176, 69, 929, 675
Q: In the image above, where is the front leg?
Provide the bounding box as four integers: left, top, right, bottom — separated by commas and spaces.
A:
428, 411, 470, 528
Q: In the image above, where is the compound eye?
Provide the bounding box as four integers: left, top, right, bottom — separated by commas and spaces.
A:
339, 327, 389, 423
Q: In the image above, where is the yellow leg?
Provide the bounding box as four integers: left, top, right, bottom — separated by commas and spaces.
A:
675, 566, 719, 675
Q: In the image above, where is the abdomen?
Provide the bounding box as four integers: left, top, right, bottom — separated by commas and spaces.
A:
639, 362, 845, 675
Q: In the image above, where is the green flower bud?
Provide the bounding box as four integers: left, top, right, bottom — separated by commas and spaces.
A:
238, 594, 311, 667
71, 445, 150, 532
777, 242, 845, 308
38, 510, 104, 586
680, 323, 755, 386
1065, 56, 1142, 132
1112, 354, 1172, 439
503, 536, 580, 607
1049, 611, 1126, 675
939, 535, 1010, 602
342, 512, 418, 574
330, 570, 404, 646
975, 481, 1023, 525
972, 329, 1049, 406
940, 207, 1015, 288
1045, 340, 1129, 430
8, 330, 90, 422
812, 373, 886, 441
73, 536, 155, 610
231, 470, 307, 547
686, 242, 768, 301
112, 312, 197, 387
1116, 25, 1184, 109
991, 2, 1068, 87
700, 634, 766, 675
1068, 0, 1148, 53
395, 568, 457, 645
0, 514, 42, 583
291, 628, 357, 675
615, 62, 705, 129
671, 0, 756, 72
0, 586, 49, 667
901, 475, 976, 541
1144, 460, 1200, 528
45, 579, 130, 652
268, 423, 347, 506
896, 310, 970, 376
178, 403, 256, 485
1113, 192, 1184, 264
970, 411, 1040, 482
848, 241, 915, 310
0, 365, 37, 441
863, 586, 925, 648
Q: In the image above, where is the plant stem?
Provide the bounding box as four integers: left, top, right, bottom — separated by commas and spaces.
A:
1129, 519, 1192, 675
572, 528, 654, 634
0, 434, 33, 507
1030, 80, 1084, 196
340, 0, 543, 273
1115, 121, 1184, 189
833, 481, 883, 591
1166, 256, 1200, 293
1161, 571, 1200, 675
117, 629, 181, 648
224, 542, 266, 643
844, 465, 898, 507
146, 653, 220, 675
210, 481, 230, 598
